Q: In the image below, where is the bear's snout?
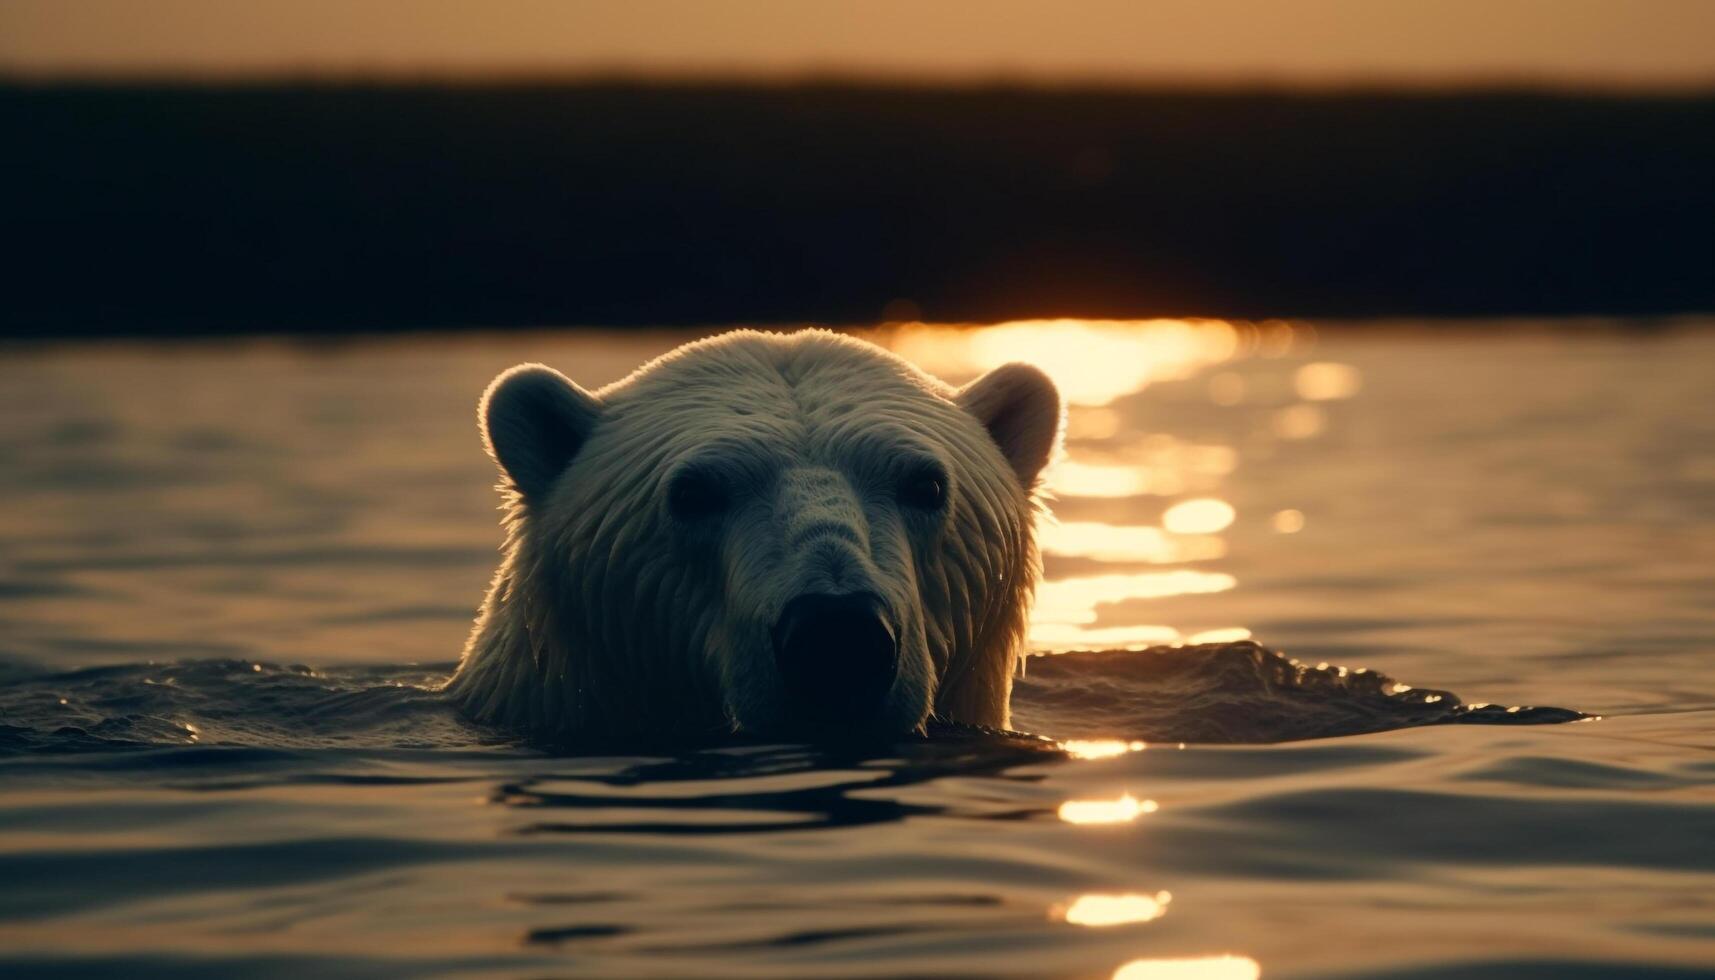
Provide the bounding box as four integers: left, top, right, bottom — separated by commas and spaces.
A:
771, 592, 899, 727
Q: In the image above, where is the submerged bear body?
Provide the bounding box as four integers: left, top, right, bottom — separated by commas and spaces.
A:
445, 330, 1061, 740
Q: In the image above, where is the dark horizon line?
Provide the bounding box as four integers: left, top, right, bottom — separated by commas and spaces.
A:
6, 313, 1711, 347
7, 65, 1715, 98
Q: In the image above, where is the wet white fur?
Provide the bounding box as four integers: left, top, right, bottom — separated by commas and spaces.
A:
443, 330, 1061, 739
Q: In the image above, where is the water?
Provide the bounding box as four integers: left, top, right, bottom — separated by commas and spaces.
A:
2, 321, 1713, 978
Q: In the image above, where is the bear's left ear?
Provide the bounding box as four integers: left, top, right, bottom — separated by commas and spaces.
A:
481, 363, 604, 503
957, 363, 1063, 489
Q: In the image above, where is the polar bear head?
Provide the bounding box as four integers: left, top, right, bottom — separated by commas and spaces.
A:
449, 330, 1061, 741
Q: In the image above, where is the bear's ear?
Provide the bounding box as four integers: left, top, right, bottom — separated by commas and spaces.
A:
480, 364, 603, 502
956, 363, 1063, 489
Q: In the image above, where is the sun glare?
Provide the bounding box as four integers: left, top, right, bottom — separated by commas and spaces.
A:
889, 318, 1241, 406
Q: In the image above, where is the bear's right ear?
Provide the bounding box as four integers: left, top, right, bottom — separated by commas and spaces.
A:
480, 364, 603, 503
957, 362, 1063, 490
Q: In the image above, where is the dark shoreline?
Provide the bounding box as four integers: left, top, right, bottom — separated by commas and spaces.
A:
7, 79, 1714, 336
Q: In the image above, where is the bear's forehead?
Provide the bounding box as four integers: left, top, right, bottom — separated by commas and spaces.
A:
595, 332, 972, 459
615, 335, 948, 416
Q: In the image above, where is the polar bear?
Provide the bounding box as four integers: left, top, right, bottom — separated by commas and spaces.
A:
444, 330, 1061, 740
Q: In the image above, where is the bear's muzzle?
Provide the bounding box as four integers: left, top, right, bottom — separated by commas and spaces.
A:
771, 592, 899, 728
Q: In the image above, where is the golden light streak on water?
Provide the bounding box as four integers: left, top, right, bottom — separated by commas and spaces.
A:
1058, 891, 1173, 926
1050, 461, 1160, 498
1051, 443, 1237, 499
1039, 522, 1227, 563
1061, 739, 1147, 760
1030, 570, 1237, 650
1036, 571, 1238, 617
1058, 792, 1158, 825
1112, 955, 1262, 980
1029, 623, 1184, 649
1029, 577, 1225, 645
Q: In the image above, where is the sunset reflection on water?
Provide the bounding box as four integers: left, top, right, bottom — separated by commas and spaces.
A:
897, 320, 1358, 980
886, 317, 1344, 654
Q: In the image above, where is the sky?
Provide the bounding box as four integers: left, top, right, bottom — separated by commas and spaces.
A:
3, 0, 1714, 87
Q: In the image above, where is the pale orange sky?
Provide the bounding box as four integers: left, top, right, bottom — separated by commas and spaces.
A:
3, 0, 1714, 86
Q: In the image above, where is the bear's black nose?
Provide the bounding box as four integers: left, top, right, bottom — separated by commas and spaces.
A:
772, 592, 898, 726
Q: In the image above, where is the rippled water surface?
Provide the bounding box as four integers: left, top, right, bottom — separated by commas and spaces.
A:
2, 321, 1713, 978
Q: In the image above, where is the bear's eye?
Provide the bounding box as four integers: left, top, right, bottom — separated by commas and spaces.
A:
667, 470, 728, 521
898, 466, 948, 511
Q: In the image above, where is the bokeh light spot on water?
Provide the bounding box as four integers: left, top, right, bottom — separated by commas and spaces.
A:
1208, 370, 1247, 405
1271, 508, 1305, 533
1163, 498, 1236, 535
1271, 403, 1326, 440
1058, 792, 1159, 825
1112, 955, 1263, 980
1294, 361, 1363, 401
1058, 891, 1172, 926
